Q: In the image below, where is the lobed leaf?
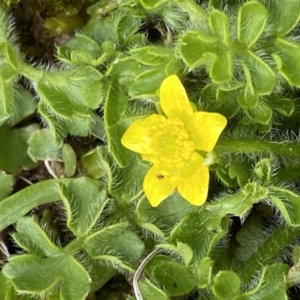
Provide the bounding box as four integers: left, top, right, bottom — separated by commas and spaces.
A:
212, 270, 241, 299
12, 217, 61, 257
58, 177, 108, 237
84, 223, 144, 270
151, 261, 197, 296
269, 187, 300, 226
0, 171, 13, 200
209, 10, 230, 46
237, 1, 268, 47
27, 128, 62, 162
273, 39, 300, 87
3, 254, 91, 300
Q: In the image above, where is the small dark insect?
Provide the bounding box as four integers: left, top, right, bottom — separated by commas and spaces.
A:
156, 174, 164, 180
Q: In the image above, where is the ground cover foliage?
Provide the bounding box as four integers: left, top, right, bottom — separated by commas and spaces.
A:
1, 0, 300, 299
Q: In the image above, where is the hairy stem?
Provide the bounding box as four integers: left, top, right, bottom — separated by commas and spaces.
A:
216, 138, 300, 158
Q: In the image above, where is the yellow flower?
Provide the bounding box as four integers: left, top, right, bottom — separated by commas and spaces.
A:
121, 75, 227, 207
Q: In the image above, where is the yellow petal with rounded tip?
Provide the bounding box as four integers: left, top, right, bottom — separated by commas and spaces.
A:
143, 165, 178, 207
179, 152, 204, 178
121, 114, 166, 154
177, 164, 209, 206
160, 75, 193, 125
186, 111, 227, 152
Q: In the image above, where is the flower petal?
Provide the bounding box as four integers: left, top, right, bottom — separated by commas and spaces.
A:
143, 165, 178, 207
160, 75, 193, 125
121, 114, 166, 154
186, 111, 227, 152
177, 164, 209, 206
179, 152, 204, 178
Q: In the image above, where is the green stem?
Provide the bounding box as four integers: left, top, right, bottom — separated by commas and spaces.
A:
64, 237, 84, 253
175, 0, 209, 30
238, 224, 300, 284
216, 138, 300, 158
18, 61, 44, 82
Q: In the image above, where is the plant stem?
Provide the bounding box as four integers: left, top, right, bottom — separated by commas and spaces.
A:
216, 138, 300, 158
64, 238, 84, 254
238, 224, 300, 284
18, 61, 44, 82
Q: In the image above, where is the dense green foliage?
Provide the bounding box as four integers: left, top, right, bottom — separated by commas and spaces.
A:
1, 0, 300, 299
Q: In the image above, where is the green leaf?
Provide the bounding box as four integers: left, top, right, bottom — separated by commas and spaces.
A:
0, 124, 38, 173
27, 129, 62, 162
62, 144, 77, 177
140, 0, 168, 9
84, 256, 116, 292
0, 171, 13, 200
3, 253, 91, 300
169, 209, 229, 258
38, 102, 67, 143
58, 177, 108, 237
209, 10, 230, 46
138, 279, 169, 300
37, 66, 103, 118
129, 59, 181, 97
44, 15, 84, 37
274, 39, 300, 87
206, 183, 269, 219
130, 46, 174, 66
197, 257, 213, 288
137, 192, 195, 231
109, 156, 148, 203
84, 15, 117, 44
269, 187, 300, 226
84, 224, 144, 270
237, 1, 268, 47
0, 271, 16, 300
105, 80, 133, 167
179, 31, 218, 68
151, 261, 197, 296
212, 271, 241, 299
0, 62, 17, 81
157, 242, 194, 267
210, 51, 233, 84
106, 57, 142, 87
237, 92, 259, 109
81, 147, 108, 179
0, 77, 14, 118
254, 158, 272, 184
12, 217, 61, 256
116, 12, 142, 45
235, 264, 288, 300
0, 178, 79, 232
244, 99, 273, 124
71, 49, 95, 65
234, 215, 268, 263
228, 160, 251, 187
267, 0, 300, 36
272, 98, 295, 117
5, 44, 18, 71
65, 115, 94, 137
287, 246, 300, 286
10, 86, 37, 126
86, 0, 118, 15
245, 51, 276, 95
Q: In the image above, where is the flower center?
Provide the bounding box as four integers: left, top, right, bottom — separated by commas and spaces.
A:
148, 118, 195, 176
